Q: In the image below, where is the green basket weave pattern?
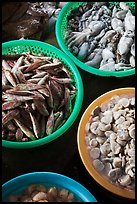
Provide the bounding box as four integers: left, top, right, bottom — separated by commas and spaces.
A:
109, 2, 135, 7
2, 39, 84, 149
56, 2, 135, 77
60, 2, 87, 44
3, 41, 72, 77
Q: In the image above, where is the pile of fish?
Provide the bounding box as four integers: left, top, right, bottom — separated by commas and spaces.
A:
64, 2, 135, 71
2, 2, 67, 41
2, 52, 77, 142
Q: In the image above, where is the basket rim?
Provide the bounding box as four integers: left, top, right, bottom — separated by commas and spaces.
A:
77, 87, 135, 199
2, 172, 97, 202
2, 39, 84, 149
55, 2, 135, 77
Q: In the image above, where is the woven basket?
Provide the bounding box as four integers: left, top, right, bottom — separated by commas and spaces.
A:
56, 2, 135, 77
2, 39, 83, 149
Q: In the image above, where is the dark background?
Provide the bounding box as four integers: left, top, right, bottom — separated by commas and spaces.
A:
2, 5, 136, 203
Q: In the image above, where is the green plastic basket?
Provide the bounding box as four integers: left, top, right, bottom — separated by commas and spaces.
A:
2, 39, 84, 149
56, 2, 135, 77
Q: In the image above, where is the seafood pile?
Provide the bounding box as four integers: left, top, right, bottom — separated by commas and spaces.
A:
2, 2, 67, 41
8, 184, 76, 202
64, 2, 135, 71
85, 94, 135, 190
2, 52, 77, 142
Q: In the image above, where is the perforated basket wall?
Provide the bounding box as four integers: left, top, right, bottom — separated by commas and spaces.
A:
2, 40, 75, 81
2, 39, 84, 149
56, 2, 135, 77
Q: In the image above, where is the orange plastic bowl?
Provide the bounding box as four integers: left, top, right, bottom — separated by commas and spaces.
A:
77, 87, 135, 199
